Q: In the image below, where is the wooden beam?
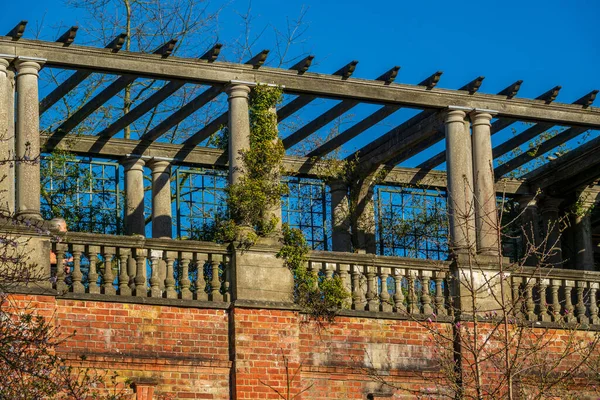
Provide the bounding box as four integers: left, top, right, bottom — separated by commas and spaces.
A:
183, 113, 228, 146
56, 26, 78, 46
282, 100, 360, 149
525, 134, 600, 195
376, 66, 400, 85
498, 80, 523, 99
289, 55, 314, 74
52, 74, 137, 136
306, 105, 400, 158
536, 85, 561, 104
6, 21, 27, 40
277, 95, 316, 121
40, 33, 128, 115
333, 61, 358, 79
138, 85, 223, 142
153, 39, 177, 58
40, 133, 529, 194
97, 80, 185, 138
3, 37, 600, 128
419, 71, 443, 89
459, 76, 484, 94
200, 43, 222, 62
494, 126, 589, 178
245, 50, 269, 69
574, 90, 599, 108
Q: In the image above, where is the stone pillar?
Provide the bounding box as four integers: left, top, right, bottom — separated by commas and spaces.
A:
122, 157, 146, 236
470, 111, 498, 255
541, 197, 563, 267
518, 195, 541, 265
330, 180, 352, 252
148, 159, 172, 239
0, 59, 14, 213
351, 178, 376, 254
15, 59, 44, 220
445, 108, 476, 253
226, 83, 251, 187
572, 191, 597, 271
262, 106, 282, 236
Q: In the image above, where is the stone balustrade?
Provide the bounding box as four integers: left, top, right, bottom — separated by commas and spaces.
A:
309, 251, 452, 317
512, 267, 600, 325
52, 232, 230, 302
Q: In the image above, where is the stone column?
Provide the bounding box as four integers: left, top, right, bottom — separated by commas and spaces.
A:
330, 180, 352, 252
226, 83, 251, 187
0, 59, 14, 213
445, 108, 476, 253
351, 178, 376, 254
122, 157, 146, 236
518, 195, 541, 265
15, 59, 44, 220
262, 105, 282, 236
471, 111, 498, 255
148, 159, 172, 239
541, 196, 563, 267
572, 191, 597, 271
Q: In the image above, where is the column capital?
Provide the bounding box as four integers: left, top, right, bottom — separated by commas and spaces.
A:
146, 158, 171, 172
14, 58, 44, 76
541, 196, 563, 214
0, 58, 9, 74
226, 83, 252, 99
121, 156, 145, 172
445, 109, 467, 124
470, 111, 493, 127
329, 179, 348, 193
517, 194, 539, 209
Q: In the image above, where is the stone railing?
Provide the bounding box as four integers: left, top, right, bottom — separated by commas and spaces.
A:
512, 267, 600, 325
52, 232, 231, 302
309, 251, 452, 317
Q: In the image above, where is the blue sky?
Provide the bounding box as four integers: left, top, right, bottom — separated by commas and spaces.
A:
1, 0, 599, 167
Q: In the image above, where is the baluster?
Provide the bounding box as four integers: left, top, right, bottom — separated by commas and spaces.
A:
102, 247, 116, 295
351, 264, 365, 310
380, 267, 392, 312
564, 280, 576, 323
576, 281, 589, 324
308, 261, 321, 291
87, 246, 100, 294
180, 252, 192, 300
118, 248, 131, 296
71, 244, 84, 294
538, 278, 550, 322
127, 251, 137, 292
134, 248, 147, 297
209, 254, 221, 301
589, 283, 599, 325
366, 266, 378, 311
434, 271, 446, 316
55, 242, 67, 293
338, 264, 351, 304
221, 254, 230, 302
512, 276, 523, 319
393, 268, 406, 313
422, 271, 433, 316
150, 249, 163, 298
407, 271, 418, 314
195, 253, 209, 301
550, 279, 561, 322
524, 278, 535, 321
164, 251, 176, 299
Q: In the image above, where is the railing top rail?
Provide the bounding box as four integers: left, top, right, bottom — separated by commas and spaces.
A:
513, 265, 600, 282
59, 231, 230, 254
309, 250, 451, 271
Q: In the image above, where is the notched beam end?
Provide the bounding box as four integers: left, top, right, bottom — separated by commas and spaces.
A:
200, 43, 223, 63
153, 39, 178, 58
498, 80, 523, 99
376, 66, 400, 85
574, 90, 599, 108
289, 55, 314, 74
106, 33, 128, 52
56, 26, 78, 46
7, 21, 27, 40
246, 50, 270, 69
334, 60, 358, 80
419, 71, 443, 90
536, 85, 562, 104
459, 76, 485, 94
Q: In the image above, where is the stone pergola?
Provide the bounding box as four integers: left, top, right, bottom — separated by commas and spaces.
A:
0, 22, 599, 271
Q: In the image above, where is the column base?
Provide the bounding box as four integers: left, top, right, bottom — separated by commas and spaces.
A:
15, 211, 43, 222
